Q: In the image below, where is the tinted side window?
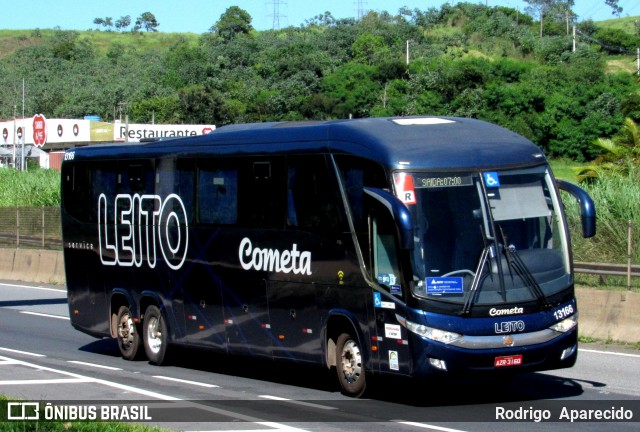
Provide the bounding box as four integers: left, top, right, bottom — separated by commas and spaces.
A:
198, 162, 238, 225
157, 157, 195, 224
287, 155, 346, 232
334, 155, 388, 232
62, 162, 92, 222
238, 158, 285, 229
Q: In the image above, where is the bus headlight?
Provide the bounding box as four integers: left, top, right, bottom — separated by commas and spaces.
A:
396, 315, 462, 344
549, 314, 578, 333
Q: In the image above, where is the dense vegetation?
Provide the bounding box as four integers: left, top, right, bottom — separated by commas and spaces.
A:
1, 2, 639, 162
0, 169, 59, 206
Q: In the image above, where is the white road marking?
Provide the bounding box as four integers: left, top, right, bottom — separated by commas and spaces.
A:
580, 348, 640, 358
259, 395, 338, 410
0, 347, 45, 357
392, 421, 469, 432
20, 311, 69, 320
0, 378, 94, 385
0, 282, 66, 293
67, 360, 123, 370
152, 375, 220, 388
0, 354, 310, 431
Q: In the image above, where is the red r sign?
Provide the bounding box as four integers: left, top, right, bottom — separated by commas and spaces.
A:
33, 114, 47, 147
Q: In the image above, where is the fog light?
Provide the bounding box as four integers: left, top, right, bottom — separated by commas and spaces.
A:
428, 357, 447, 371
560, 344, 577, 361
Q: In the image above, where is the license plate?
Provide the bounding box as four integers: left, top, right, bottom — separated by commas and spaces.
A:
494, 354, 523, 368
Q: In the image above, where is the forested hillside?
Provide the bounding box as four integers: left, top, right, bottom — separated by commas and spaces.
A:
1, 2, 639, 161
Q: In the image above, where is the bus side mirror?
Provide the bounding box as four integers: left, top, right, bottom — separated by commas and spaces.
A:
364, 187, 414, 250
556, 179, 596, 238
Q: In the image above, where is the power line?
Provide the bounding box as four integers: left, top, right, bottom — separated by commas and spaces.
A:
267, 0, 287, 30
356, 0, 367, 20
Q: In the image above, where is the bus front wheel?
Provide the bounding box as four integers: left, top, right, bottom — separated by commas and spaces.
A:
116, 306, 142, 360
335, 332, 366, 397
143, 305, 169, 365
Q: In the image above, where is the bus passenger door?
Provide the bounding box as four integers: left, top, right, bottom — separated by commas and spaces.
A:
369, 203, 412, 376
225, 158, 284, 358
267, 155, 348, 363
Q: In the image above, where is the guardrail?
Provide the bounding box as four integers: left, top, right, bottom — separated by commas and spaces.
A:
574, 261, 639, 290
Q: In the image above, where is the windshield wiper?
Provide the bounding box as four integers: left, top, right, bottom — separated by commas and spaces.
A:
460, 245, 491, 316
498, 226, 552, 309
460, 225, 496, 316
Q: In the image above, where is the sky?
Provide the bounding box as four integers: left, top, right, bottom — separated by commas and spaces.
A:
0, 1, 639, 33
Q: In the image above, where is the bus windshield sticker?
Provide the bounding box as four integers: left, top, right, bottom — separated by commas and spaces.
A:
483, 172, 500, 188
393, 173, 417, 205
426, 277, 464, 295
377, 273, 397, 285
390, 285, 402, 295
373, 291, 396, 309
414, 175, 473, 188
373, 292, 382, 308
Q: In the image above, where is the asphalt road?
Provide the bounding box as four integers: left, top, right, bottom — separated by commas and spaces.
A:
0, 280, 638, 432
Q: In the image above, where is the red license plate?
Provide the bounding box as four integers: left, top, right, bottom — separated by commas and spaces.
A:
494, 354, 523, 368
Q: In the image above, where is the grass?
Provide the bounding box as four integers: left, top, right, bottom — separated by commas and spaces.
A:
0, 168, 60, 207
79, 30, 200, 54
0, 29, 200, 60
549, 157, 584, 182
579, 335, 640, 351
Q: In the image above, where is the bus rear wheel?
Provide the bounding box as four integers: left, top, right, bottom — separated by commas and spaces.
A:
143, 305, 169, 365
335, 332, 366, 397
116, 306, 142, 360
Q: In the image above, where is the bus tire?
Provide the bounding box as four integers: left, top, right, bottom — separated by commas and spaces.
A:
335, 332, 366, 397
143, 305, 169, 365
116, 306, 142, 360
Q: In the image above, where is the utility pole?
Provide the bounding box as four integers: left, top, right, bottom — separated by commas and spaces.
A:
573, 25, 576, 52
267, 0, 286, 30
406, 40, 410, 65
21, 78, 25, 172
12, 105, 16, 169
356, 0, 366, 20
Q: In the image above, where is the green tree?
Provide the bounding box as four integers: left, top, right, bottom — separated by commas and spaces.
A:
115, 16, 131, 32
134, 12, 159, 32
575, 118, 640, 181
321, 62, 381, 118
210, 6, 253, 41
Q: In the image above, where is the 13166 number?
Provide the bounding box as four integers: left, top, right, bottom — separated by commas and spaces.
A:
553, 304, 574, 320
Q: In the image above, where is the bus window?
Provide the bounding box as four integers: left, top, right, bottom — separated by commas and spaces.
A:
62, 162, 92, 222
198, 164, 238, 225
93, 162, 118, 224
118, 161, 154, 195
157, 158, 195, 224
287, 155, 344, 231
372, 210, 401, 292
240, 158, 285, 229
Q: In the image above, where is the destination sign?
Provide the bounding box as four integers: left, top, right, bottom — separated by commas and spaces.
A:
414, 175, 473, 188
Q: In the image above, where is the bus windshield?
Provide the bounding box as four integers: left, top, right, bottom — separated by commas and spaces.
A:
395, 166, 571, 308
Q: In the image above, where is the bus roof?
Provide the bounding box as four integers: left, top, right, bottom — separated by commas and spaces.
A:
68, 116, 547, 171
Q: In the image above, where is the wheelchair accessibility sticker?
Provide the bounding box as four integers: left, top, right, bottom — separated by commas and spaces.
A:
483, 172, 500, 188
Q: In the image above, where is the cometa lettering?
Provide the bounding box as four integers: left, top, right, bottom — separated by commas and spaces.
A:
239, 237, 312, 275
489, 306, 524, 316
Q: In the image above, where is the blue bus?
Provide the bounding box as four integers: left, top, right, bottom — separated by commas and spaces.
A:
61, 116, 595, 397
